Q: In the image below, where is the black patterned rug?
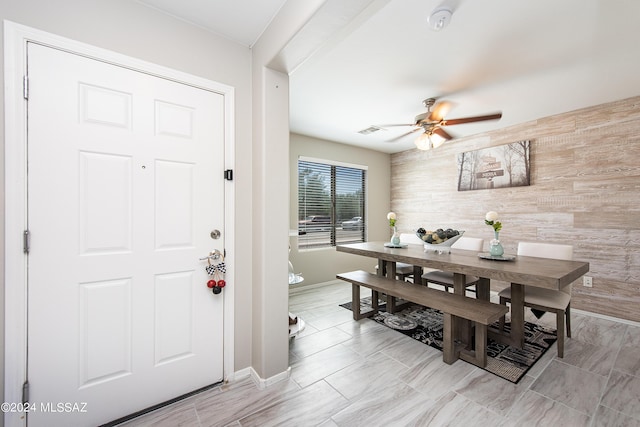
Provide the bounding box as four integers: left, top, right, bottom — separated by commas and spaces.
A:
340, 297, 557, 383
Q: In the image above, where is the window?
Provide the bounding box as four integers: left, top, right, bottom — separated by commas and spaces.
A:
298, 157, 366, 249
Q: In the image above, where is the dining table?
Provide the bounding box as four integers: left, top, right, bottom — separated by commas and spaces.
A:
336, 241, 590, 349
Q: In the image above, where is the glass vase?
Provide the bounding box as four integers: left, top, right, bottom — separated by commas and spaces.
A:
390, 226, 401, 246
489, 231, 504, 256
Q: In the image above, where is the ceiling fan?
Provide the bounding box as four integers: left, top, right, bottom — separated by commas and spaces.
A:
380, 98, 502, 149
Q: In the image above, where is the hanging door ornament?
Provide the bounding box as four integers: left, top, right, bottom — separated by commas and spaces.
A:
201, 250, 226, 295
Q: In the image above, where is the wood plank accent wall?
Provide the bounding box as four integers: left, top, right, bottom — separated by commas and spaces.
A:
391, 95, 640, 322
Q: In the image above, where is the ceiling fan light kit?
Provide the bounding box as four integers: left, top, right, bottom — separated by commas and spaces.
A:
415, 131, 446, 150
415, 132, 432, 150
428, 7, 453, 31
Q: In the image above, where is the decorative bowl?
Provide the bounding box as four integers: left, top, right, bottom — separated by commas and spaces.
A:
416, 229, 464, 253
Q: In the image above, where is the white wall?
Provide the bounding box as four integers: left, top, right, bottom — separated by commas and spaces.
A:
289, 133, 391, 285
250, 0, 326, 381
0, 0, 253, 420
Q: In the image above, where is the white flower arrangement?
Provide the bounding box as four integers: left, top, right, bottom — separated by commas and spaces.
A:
484, 211, 502, 232
387, 212, 397, 227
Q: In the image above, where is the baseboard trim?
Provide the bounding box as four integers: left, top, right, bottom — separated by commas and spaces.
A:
231, 367, 252, 382
249, 366, 291, 390
289, 279, 346, 293
574, 308, 640, 327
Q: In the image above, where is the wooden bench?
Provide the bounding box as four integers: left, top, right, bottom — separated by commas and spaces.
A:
336, 270, 509, 368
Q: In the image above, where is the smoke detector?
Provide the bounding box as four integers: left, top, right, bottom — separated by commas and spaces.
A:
428, 7, 453, 31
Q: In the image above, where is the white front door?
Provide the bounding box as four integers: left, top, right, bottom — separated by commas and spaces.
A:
26, 42, 226, 426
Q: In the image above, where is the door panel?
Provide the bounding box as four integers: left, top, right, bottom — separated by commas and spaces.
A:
155, 160, 195, 248
154, 271, 195, 365
27, 42, 226, 426
78, 279, 132, 387
79, 152, 133, 254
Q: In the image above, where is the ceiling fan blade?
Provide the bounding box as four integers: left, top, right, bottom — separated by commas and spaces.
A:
377, 123, 416, 128
443, 112, 502, 126
386, 128, 421, 142
429, 101, 455, 122
433, 127, 454, 140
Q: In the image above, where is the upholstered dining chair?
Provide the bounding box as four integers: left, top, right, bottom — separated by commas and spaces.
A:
421, 236, 484, 294
376, 233, 424, 282
498, 241, 573, 358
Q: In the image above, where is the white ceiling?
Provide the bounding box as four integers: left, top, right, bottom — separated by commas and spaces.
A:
136, 0, 288, 47
138, 0, 640, 153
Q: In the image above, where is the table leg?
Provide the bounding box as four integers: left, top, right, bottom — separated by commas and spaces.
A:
380, 258, 399, 313
352, 283, 361, 320
453, 273, 466, 295
476, 277, 490, 301
387, 294, 397, 313
387, 261, 397, 279
442, 313, 456, 364
453, 273, 471, 346
488, 282, 525, 348
413, 266, 423, 285
510, 283, 526, 348
378, 259, 386, 277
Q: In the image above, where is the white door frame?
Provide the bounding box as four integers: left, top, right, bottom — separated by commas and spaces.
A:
3, 21, 235, 426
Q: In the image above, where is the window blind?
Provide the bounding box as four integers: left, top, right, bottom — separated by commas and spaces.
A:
297, 159, 366, 249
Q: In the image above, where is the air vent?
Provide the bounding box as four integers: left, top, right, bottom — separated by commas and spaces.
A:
358, 126, 383, 135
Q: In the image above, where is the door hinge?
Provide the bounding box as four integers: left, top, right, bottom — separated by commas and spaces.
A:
22, 381, 29, 404
23, 230, 31, 254
224, 169, 233, 181
23, 75, 29, 100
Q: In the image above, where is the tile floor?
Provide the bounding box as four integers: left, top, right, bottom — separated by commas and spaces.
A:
118, 280, 640, 426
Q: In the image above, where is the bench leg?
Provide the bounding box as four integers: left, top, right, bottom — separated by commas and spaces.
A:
474, 323, 487, 367
351, 283, 378, 320
458, 322, 489, 368
352, 283, 361, 320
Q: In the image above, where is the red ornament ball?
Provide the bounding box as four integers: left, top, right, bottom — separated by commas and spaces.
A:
217, 279, 226, 288
207, 280, 216, 288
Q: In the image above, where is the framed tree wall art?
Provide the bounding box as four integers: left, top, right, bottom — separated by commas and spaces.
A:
457, 140, 530, 191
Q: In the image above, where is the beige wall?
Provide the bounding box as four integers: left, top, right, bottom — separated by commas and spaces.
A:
391, 95, 640, 323
289, 133, 391, 285
0, 0, 253, 416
